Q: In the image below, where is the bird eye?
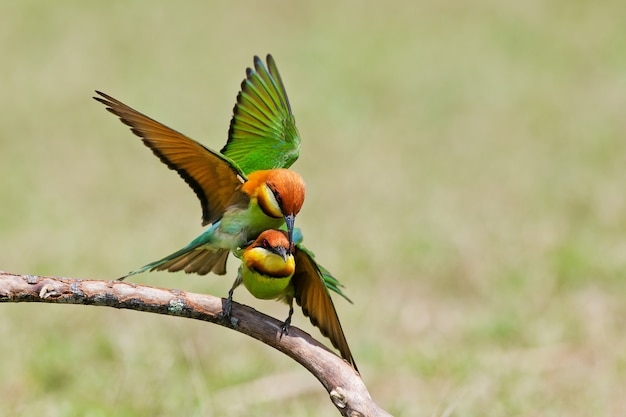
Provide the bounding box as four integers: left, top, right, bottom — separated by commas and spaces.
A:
261, 238, 270, 248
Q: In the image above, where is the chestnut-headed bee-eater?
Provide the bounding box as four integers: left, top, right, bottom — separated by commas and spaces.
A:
218, 55, 358, 370
93, 55, 303, 276
226, 229, 357, 371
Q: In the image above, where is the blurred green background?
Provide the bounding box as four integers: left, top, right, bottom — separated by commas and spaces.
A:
1, 0, 625, 416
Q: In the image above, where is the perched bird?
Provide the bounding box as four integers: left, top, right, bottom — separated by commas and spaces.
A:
218, 55, 358, 369
94, 90, 305, 276
227, 229, 358, 371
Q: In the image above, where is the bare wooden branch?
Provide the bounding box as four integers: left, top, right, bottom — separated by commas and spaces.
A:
0, 271, 392, 417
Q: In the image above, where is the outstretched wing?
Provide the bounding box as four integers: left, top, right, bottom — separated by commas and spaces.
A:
292, 247, 358, 371
94, 91, 248, 226
291, 229, 352, 303
221, 54, 300, 174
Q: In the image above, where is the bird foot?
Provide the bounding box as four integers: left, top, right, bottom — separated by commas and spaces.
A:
219, 297, 233, 320
280, 304, 294, 339
280, 317, 292, 339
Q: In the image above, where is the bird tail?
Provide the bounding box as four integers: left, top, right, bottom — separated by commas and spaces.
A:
120, 239, 230, 279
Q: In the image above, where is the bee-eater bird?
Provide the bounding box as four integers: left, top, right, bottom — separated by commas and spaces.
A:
217, 55, 357, 369
229, 229, 358, 371
93, 88, 305, 276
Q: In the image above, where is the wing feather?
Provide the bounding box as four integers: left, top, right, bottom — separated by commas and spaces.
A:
221, 55, 300, 174
292, 248, 358, 371
94, 91, 248, 226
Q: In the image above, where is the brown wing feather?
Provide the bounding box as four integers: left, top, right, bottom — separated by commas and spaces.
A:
94, 91, 247, 226
292, 249, 358, 371
154, 248, 230, 275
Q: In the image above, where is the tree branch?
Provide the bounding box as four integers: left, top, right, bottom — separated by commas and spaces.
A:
0, 271, 391, 417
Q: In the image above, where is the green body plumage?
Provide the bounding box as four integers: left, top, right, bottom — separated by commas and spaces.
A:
131, 197, 286, 276
241, 265, 294, 300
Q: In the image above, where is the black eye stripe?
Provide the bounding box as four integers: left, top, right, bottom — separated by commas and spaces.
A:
268, 185, 283, 205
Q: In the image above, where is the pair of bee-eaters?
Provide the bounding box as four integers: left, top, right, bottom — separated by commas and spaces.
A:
94, 55, 358, 372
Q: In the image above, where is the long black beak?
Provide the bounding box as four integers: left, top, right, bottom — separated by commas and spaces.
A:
284, 213, 295, 254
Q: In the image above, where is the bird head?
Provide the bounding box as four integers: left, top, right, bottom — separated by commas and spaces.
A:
244, 230, 295, 277
255, 169, 305, 251
257, 230, 289, 262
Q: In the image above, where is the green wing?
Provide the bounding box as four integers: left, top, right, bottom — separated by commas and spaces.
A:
291, 227, 352, 303
221, 54, 300, 174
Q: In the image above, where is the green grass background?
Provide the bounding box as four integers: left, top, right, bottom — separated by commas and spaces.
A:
1, 1, 625, 416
